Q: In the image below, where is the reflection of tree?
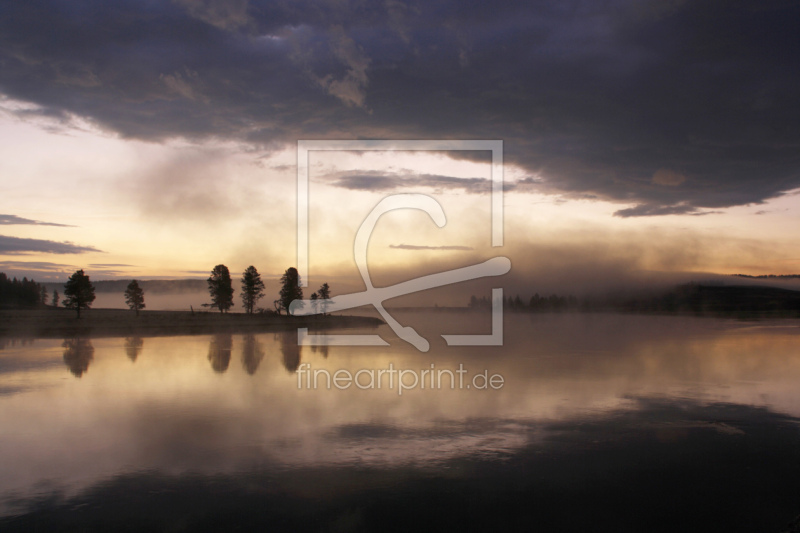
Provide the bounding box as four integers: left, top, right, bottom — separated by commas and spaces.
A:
279, 331, 301, 372
124, 336, 144, 362
208, 334, 233, 373
310, 343, 329, 358
62, 338, 94, 377
241, 334, 265, 375
0, 338, 33, 350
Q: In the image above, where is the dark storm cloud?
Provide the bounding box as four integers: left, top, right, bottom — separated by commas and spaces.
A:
0, 214, 74, 227
0, 235, 102, 254
1, 0, 798, 215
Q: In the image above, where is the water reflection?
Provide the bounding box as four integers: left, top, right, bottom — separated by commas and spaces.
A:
2, 314, 800, 531
207, 334, 233, 373
241, 334, 264, 375
310, 343, 329, 358
279, 331, 301, 372
124, 336, 143, 362
62, 337, 94, 377
0, 337, 34, 351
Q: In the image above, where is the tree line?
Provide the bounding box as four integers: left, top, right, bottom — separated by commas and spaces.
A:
469, 292, 579, 312
206, 264, 331, 316
0, 269, 100, 317
8, 264, 330, 318
0, 273, 47, 308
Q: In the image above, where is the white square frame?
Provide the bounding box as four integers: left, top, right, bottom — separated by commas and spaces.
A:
296, 139, 504, 348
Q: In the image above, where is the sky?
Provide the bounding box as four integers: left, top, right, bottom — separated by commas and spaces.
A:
1, 0, 799, 302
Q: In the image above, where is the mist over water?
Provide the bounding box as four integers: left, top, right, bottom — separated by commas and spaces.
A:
91, 290, 210, 311
1, 312, 800, 531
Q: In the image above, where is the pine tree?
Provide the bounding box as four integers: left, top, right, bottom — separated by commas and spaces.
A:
124, 279, 146, 316
317, 282, 331, 315
278, 267, 303, 315
63, 270, 96, 318
207, 265, 234, 313
240, 266, 265, 314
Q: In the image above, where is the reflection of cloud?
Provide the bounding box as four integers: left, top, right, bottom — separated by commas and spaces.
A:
0, 235, 102, 254
4, 323, 800, 523
0, 214, 74, 227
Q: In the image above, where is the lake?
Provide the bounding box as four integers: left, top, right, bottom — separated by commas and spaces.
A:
1, 312, 800, 532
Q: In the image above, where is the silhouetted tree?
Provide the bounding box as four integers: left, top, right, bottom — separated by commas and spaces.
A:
241, 333, 265, 375
52, 289, 59, 308
124, 279, 145, 316
240, 265, 265, 314
124, 336, 144, 362
62, 337, 94, 377
40, 285, 48, 305
208, 334, 233, 373
317, 282, 331, 315
207, 264, 234, 313
63, 269, 96, 318
310, 292, 319, 314
278, 267, 303, 315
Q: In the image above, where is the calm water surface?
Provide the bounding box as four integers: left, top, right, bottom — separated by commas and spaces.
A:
1, 312, 800, 532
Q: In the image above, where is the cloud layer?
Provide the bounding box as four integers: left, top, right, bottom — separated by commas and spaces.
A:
389, 244, 473, 251
1, 0, 798, 215
0, 235, 102, 255
0, 214, 74, 227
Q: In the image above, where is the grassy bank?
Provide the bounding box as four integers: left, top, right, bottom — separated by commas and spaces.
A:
0, 308, 383, 339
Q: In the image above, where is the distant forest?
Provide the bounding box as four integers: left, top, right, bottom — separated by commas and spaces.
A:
0, 273, 45, 308
41, 279, 207, 294
734, 274, 800, 280
472, 283, 800, 317
470, 293, 579, 312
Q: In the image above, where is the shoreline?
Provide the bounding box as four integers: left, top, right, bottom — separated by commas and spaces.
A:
0, 308, 384, 339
